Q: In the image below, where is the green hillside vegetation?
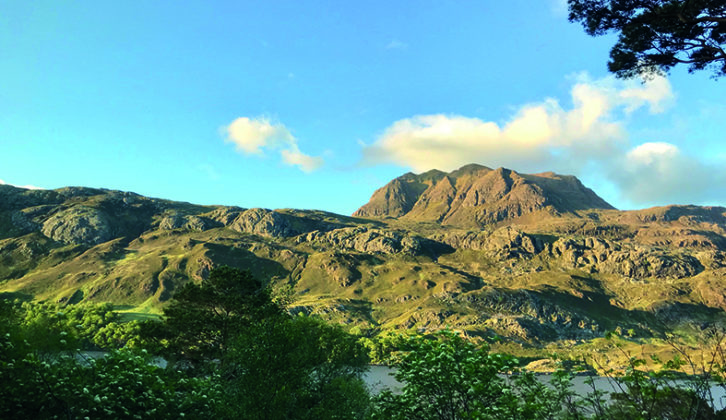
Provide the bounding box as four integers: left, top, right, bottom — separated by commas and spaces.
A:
4, 273, 726, 419
1, 165, 726, 365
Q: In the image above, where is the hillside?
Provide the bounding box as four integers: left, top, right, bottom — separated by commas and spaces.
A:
2, 166, 726, 360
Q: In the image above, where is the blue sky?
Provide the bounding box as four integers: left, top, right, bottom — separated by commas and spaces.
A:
1, 0, 724, 215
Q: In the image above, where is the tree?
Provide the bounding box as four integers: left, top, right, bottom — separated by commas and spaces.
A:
221, 315, 371, 420
141, 265, 284, 371
143, 266, 372, 419
568, 0, 726, 78
1, 299, 220, 419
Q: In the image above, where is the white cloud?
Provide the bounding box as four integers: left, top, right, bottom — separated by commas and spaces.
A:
362, 74, 672, 174
0, 179, 43, 189
225, 117, 294, 155
619, 76, 674, 113
361, 74, 726, 206
281, 146, 324, 173
610, 142, 726, 205
224, 116, 323, 172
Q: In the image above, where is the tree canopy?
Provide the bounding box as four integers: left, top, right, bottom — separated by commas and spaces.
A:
568, 0, 726, 78
140, 265, 283, 371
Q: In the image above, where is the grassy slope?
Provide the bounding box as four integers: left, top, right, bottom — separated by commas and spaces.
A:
1, 187, 726, 369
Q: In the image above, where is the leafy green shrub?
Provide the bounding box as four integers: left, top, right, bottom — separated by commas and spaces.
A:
14, 300, 142, 351
371, 330, 572, 420
0, 343, 220, 419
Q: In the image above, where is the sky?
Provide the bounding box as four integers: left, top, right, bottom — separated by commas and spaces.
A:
1, 0, 725, 215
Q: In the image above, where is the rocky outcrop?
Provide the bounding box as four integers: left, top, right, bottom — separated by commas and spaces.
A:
159, 214, 220, 231
207, 206, 245, 226
298, 226, 426, 255
470, 289, 600, 341
548, 237, 704, 279
438, 229, 704, 280
435, 227, 544, 258
41, 206, 116, 246
230, 208, 301, 237
624, 205, 726, 225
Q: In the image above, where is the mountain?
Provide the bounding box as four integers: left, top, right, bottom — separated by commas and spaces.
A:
354, 164, 615, 226
2, 167, 726, 363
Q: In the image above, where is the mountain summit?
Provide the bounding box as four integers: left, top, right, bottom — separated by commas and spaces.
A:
353, 164, 615, 226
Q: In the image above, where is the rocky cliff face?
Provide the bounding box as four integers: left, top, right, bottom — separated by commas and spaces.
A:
353, 169, 446, 218
354, 164, 614, 226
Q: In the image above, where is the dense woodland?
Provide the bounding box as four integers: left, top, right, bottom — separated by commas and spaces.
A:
3, 266, 726, 419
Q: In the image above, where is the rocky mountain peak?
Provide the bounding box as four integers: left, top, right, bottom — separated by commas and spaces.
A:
354, 164, 615, 227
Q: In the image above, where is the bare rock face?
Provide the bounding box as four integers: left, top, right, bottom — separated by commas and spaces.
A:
207, 206, 245, 226
624, 205, 726, 225
159, 214, 220, 231
230, 208, 298, 237
353, 170, 446, 218
298, 226, 425, 255
440, 228, 704, 280
354, 164, 614, 227
227, 208, 337, 238
11, 209, 41, 233
484, 227, 544, 257
41, 206, 115, 245
471, 289, 599, 341
548, 237, 703, 279
433, 227, 544, 257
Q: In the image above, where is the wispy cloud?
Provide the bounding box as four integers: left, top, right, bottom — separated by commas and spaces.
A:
224, 116, 323, 172
0, 178, 43, 190
281, 145, 324, 173
361, 74, 726, 206
386, 39, 408, 50
609, 142, 726, 205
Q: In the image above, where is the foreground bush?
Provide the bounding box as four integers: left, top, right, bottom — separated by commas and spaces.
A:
370, 329, 726, 420
0, 344, 219, 420
371, 330, 570, 420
